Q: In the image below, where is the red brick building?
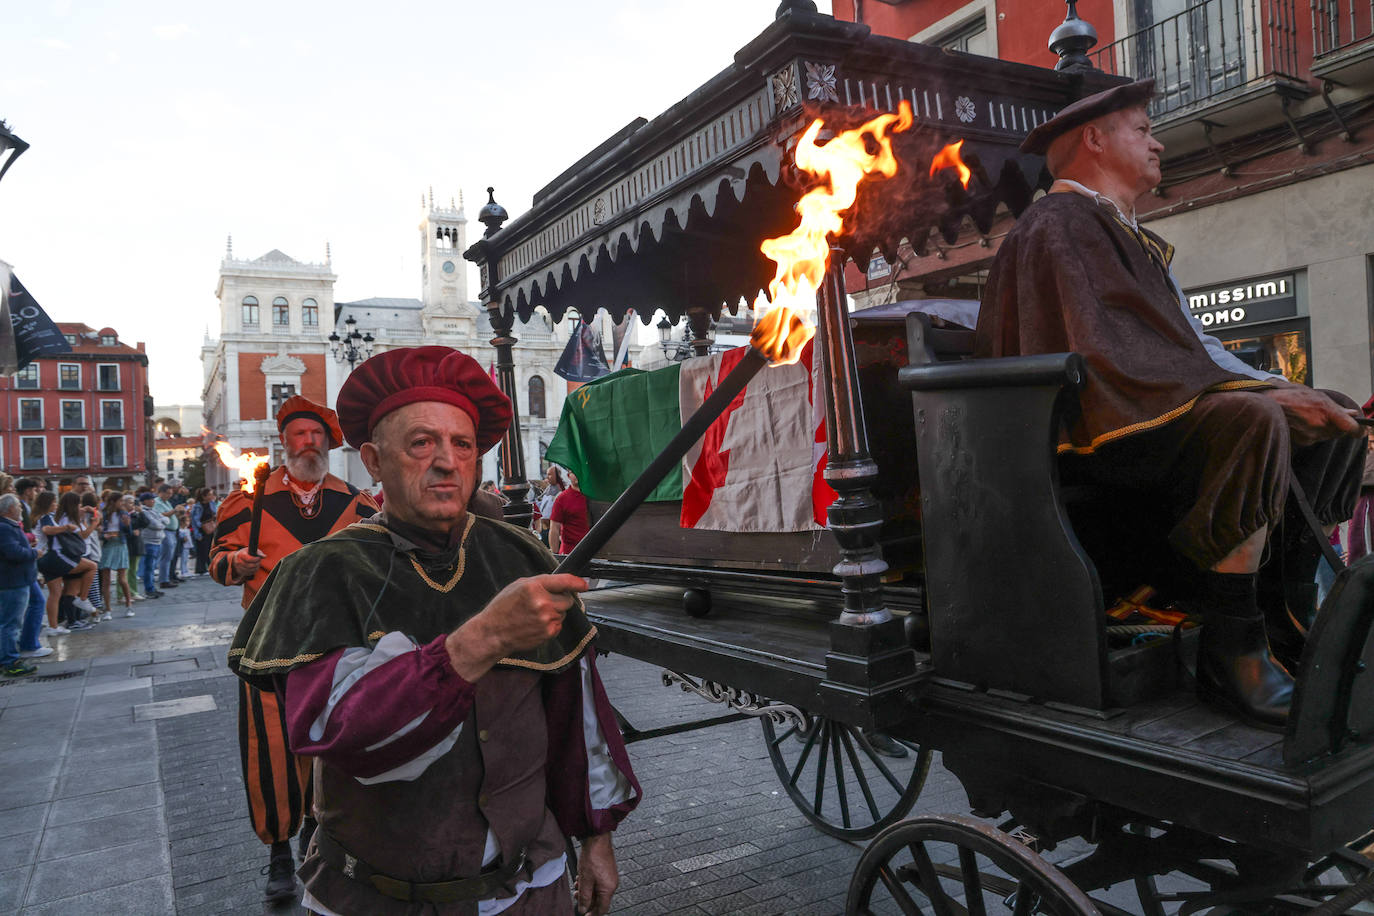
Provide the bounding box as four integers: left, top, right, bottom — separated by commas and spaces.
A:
0, 323, 154, 488
834, 0, 1374, 398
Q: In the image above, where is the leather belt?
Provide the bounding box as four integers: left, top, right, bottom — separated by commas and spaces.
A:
315, 827, 527, 904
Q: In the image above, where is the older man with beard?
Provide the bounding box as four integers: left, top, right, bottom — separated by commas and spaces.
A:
211, 395, 380, 905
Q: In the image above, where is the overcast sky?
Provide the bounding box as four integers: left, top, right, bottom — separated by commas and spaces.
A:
2, 0, 833, 404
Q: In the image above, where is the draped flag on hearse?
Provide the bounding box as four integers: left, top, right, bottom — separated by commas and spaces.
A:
545, 341, 834, 534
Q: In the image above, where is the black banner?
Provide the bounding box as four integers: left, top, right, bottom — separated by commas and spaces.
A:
554, 319, 612, 383
4, 270, 70, 371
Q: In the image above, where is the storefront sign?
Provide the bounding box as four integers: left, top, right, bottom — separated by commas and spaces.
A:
1184, 272, 1300, 329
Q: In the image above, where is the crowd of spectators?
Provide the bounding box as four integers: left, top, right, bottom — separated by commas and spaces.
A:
0, 473, 221, 678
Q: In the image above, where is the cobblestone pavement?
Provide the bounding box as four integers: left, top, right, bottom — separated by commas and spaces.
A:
2, 575, 1167, 915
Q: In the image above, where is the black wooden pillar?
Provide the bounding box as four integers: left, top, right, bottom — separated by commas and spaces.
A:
470, 188, 533, 528
815, 247, 919, 724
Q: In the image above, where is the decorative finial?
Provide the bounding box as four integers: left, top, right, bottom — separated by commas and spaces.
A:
478, 187, 509, 238
1049, 0, 1099, 72
226, 235, 233, 258
776, 0, 818, 18
458, 189, 465, 214
428, 186, 434, 208
325, 241, 332, 265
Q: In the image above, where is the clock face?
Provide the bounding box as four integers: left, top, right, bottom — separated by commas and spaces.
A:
442, 260, 456, 275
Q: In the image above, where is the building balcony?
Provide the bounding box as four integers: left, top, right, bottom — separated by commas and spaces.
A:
1094, 0, 1308, 121
1311, 0, 1374, 82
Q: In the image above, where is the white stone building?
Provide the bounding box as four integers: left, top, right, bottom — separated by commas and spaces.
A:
201, 193, 576, 492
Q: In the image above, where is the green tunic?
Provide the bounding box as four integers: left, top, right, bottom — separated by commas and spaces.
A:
228, 512, 596, 692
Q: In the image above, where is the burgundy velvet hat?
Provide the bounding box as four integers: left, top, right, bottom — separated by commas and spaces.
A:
1021, 78, 1156, 156
336, 346, 513, 453
275, 395, 345, 449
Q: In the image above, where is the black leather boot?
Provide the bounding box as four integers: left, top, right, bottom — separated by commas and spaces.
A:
262, 840, 296, 903
1196, 613, 1294, 730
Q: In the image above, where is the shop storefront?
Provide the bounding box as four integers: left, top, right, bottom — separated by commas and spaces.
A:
1183, 271, 1311, 384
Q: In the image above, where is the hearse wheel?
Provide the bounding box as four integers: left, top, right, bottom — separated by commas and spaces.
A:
761, 713, 931, 841
846, 814, 1099, 916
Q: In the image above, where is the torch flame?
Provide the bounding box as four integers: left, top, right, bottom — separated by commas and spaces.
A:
213, 441, 271, 493
929, 139, 972, 189
750, 101, 916, 366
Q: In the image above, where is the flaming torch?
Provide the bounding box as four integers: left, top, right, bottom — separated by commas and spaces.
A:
213, 441, 272, 557
555, 103, 935, 578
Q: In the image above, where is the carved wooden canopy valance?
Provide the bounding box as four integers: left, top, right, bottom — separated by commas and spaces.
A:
465, 8, 1119, 328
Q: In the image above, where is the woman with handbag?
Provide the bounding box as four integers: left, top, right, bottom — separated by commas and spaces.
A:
191, 488, 216, 576
36, 491, 100, 632
98, 491, 134, 617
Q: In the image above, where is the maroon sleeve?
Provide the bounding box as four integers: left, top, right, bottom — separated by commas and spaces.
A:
543, 650, 641, 838
282, 635, 477, 779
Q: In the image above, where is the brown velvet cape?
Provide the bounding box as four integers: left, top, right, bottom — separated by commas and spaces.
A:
974, 192, 1271, 454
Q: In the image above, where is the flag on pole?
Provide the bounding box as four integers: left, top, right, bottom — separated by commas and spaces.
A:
554, 318, 612, 383
0, 266, 70, 374
544, 342, 834, 533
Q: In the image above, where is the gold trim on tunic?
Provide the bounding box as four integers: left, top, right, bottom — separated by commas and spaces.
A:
497, 625, 598, 671
1057, 379, 1273, 455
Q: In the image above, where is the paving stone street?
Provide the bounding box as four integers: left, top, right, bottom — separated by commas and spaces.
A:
0, 574, 1150, 916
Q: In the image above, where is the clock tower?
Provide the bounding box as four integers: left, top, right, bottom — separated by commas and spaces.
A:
419, 188, 475, 338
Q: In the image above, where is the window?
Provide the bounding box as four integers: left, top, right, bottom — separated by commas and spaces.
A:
100, 334, 117, 346
97, 364, 120, 391
936, 16, 991, 55
242, 295, 259, 326
273, 296, 290, 326
166, 457, 174, 472
21, 437, 45, 470
101, 400, 123, 429
14, 364, 39, 388
64, 334, 78, 346
19, 399, 42, 430
528, 375, 546, 419
58, 363, 80, 390
302, 298, 319, 327
60, 400, 84, 429
102, 435, 126, 468
270, 383, 297, 416
62, 436, 87, 469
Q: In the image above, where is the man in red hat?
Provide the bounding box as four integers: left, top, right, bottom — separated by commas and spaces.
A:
212, 394, 379, 904
977, 79, 1367, 728
229, 346, 639, 916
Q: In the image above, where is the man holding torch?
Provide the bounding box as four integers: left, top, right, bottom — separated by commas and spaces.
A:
210, 395, 379, 904
229, 346, 639, 916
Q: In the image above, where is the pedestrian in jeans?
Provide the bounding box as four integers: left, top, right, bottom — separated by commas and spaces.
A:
153, 484, 180, 589
0, 494, 39, 677
135, 492, 166, 599
13, 478, 52, 660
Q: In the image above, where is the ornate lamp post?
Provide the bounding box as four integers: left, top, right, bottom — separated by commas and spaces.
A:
328, 315, 374, 370
657, 315, 713, 362
0, 120, 29, 189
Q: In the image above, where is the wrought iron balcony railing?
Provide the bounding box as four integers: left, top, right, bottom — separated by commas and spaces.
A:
1312, 0, 1374, 56
1094, 0, 1303, 115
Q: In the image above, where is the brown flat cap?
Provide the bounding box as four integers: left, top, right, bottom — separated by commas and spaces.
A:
1021, 79, 1156, 155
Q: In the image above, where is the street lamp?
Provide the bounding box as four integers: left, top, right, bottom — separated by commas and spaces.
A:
328, 315, 374, 370
657, 316, 675, 359
0, 120, 30, 189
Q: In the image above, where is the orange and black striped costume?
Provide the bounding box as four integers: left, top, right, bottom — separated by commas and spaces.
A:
211, 467, 378, 846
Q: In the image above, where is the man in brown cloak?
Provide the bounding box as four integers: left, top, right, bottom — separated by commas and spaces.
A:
975, 79, 1367, 727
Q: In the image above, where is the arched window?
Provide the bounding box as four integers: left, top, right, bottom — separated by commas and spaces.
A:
273, 296, 290, 326
302, 298, 319, 327
242, 295, 259, 326
528, 375, 546, 419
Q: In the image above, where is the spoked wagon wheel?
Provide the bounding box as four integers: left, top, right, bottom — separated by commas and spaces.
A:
846, 814, 1100, 916
761, 712, 931, 841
